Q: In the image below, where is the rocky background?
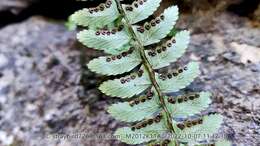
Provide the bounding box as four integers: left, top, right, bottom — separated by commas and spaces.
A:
0, 0, 259, 146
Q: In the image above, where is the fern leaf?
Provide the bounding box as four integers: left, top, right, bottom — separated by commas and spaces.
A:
166, 92, 211, 118
87, 49, 141, 75
122, 0, 162, 24
71, 0, 119, 28
134, 6, 179, 46
146, 30, 190, 69
72, 1, 224, 145
99, 69, 151, 98
65, 15, 77, 31
174, 114, 223, 144
157, 62, 200, 93
108, 93, 161, 122
147, 140, 180, 146
115, 120, 168, 144
77, 29, 130, 54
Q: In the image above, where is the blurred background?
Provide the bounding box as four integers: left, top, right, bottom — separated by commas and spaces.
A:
0, 0, 259, 146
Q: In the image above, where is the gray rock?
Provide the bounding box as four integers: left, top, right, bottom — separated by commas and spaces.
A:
177, 13, 260, 146
0, 16, 123, 146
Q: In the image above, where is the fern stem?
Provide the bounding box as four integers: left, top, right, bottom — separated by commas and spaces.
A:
115, 0, 176, 136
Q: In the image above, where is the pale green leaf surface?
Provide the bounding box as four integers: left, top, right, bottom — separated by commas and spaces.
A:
123, 0, 162, 24
174, 114, 223, 144
215, 139, 232, 146
65, 15, 77, 31
157, 62, 200, 93
87, 49, 141, 75
71, 0, 119, 28
166, 92, 211, 118
115, 120, 168, 144
134, 6, 179, 46
99, 69, 151, 98
108, 94, 161, 122
146, 30, 190, 69
77, 29, 130, 54
168, 141, 179, 146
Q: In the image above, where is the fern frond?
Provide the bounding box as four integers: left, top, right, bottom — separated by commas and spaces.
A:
87, 48, 141, 75
146, 30, 190, 69
122, 0, 162, 24
99, 68, 151, 98
173, 114, 223, 144
166, 92, 212, 118
134, 6, 179, 46
115, 117, 168, 144
72, 1, 224, 145
108, 92, 160, 122
77, 28, 130, 54
71, 0, 119, 28
157, 62, 200, 93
